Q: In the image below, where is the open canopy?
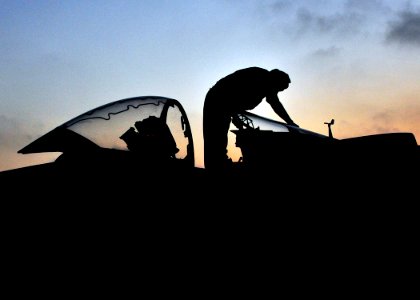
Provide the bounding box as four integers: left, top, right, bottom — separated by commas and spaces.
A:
18, 96, 195, 167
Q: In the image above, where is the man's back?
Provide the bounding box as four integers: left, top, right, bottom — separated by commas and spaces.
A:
211, 67, 271, 111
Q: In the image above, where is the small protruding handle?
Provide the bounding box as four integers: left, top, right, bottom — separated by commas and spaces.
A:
324, 119, 335, 138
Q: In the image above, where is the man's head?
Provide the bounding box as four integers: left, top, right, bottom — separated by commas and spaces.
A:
269, 69, 291, 92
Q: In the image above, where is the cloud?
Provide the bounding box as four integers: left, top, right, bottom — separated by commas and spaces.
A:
385, 10, 420, 46
269, 0, 294, 12
310, 46, 341, 59
260, 0, 395, 41
345, 0, 389, 13
0, 115, 22, 148
0, 115, 42, 149
369, 103, 420, 137
371, 111, 400, 133
294, 8, 365, 37
338, 100, 420, 142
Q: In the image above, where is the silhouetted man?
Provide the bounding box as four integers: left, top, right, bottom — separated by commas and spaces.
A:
203, 67, 298, 171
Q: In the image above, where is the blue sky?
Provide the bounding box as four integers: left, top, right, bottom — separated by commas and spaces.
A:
1, 0, 420, 170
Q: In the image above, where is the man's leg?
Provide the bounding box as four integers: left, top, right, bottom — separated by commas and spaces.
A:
203, 96, 232, 171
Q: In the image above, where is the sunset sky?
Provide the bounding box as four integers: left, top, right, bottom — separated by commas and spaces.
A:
1, 0, 420, 171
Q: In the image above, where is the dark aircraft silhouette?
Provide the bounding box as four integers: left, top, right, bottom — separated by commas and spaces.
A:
2, 95, 418, 291
1, 96, 204, 188
1, 95, 418, 192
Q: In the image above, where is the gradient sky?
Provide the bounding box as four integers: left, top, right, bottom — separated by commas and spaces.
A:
1, 0, 420, 171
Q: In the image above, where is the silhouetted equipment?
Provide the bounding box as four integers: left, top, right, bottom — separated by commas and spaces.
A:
232, 113, 255, 130
324, 119, 335, 138
120, 116, 179, 160
232, 111, 419, 182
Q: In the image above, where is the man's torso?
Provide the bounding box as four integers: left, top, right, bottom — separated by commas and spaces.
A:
209, 67, 272, 111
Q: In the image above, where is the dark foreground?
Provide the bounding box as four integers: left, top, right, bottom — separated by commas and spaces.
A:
1, 155, 417, 295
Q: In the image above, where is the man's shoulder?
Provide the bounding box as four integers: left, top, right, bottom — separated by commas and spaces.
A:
235, 66, 269, 74
225, 67, 269, 81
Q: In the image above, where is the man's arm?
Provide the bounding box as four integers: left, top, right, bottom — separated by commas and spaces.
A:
266, 94, 299, 127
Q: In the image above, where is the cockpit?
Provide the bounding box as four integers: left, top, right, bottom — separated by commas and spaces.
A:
19, 96, 195, 169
